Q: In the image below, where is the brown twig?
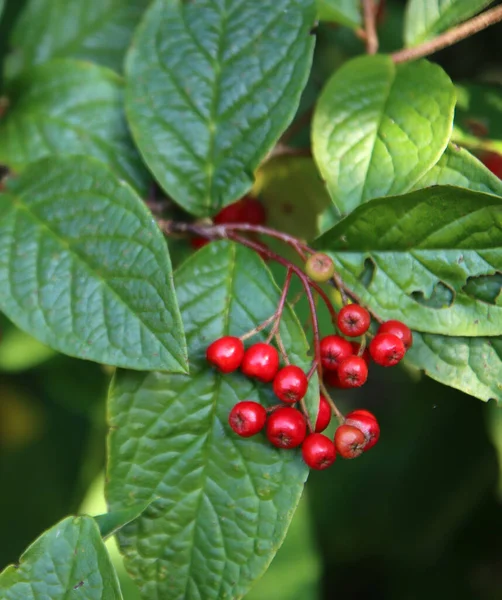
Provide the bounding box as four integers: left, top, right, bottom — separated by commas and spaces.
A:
319, 380, 345, 425
362, 0, 379, 54
392, 4, 502, 64
266, 269, 293, 344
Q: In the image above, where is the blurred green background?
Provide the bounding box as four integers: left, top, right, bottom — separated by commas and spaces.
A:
1, 0, 502, 599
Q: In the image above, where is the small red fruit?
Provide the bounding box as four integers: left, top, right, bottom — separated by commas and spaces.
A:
273, 365, 308, 403
369, 333, 405, 367
266, 407, 307, 449
239, 197, 266, 225
350, 342, 371, 366
337, 304, 371, 337
241, 342, 279, 382
345, 410, 380, 451
334, 424, 366, 459
305, 253, 335, 283
191, 236, 210, 249
302, 433, 336, 470
320, 335, 353, 371
482, 151, 502, 178
377, 320, 413, 350
315, 395, 332, 432
337, 355, 368, 388
228, 401, 267, 437
323, 369, 349, 389
206, 336, 244, 373
213, 200, 246, 224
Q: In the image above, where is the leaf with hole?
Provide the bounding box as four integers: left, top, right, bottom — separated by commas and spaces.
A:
312, 55, 455, 219
404, 0, 493, 47
0, 516, 122, 599
107, 242, 319, 599
316, 0, 361, 28
314, 186, 502, 336
0, 156, 187, 372
0, 59, 149, 193
125, 0, 316, 217
5, 0, 150, 76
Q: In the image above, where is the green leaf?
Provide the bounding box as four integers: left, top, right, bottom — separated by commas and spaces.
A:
94, 500, 153, 539
0, 1, 4, 20
412, 143, 502, 196
0, 156, 188, 372
314, 186, 502, 336
312, 56, 455, 219
404, 0, 493, 47
0, 59, 149, 194
107, 241, 317, 599
0, 516, 122, 599
453, 83, 502, 154
6, 0, 149, 76
0, 318, 55, 372
316, 0, 361, 28
406, 333, 502, 404
125, 0, 316, 217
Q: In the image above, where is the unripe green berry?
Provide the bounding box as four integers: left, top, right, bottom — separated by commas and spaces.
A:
305, 253, 335, 283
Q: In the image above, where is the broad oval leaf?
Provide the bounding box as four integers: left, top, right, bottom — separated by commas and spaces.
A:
412, 143, 502, 196
0, 156, 187, 372
316, 0, 361, 28
314, 186, 502, 336
406, 333, 502, 404
312, 55, 455, 219
453, 83, 502, 154
0, 516, 122, 600
404, 0, 493, 47
107, 242, 318, 599
5, 0, 150, 76
0, 59, 149, 193
125, 0, 316, 217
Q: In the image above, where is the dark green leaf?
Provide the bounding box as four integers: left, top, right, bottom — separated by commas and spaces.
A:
453, 83, 502, 154
125, 0, 316, 217
404, 0, 493, 47
406, 333, 502, 404
314, 186, 502, 336
0, 1, 4, 20
312, 56, 455, 219
412, 143, 502, 196
107, 242, 317, 599
94, 500, 153, 539
0, 156, 187, 372
0, 516, 122, 599
6, 0, 149, 76
316, 0, 361, 28
0, 59, 149, 193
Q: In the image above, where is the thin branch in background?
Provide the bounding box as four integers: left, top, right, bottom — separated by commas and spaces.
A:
392, 4, 502, 64
362, 0, 379, 54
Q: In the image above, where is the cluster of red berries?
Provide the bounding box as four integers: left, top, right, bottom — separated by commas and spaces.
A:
322, 306, 413, 390
191, 195, 266, 249
206, 334, 384, 470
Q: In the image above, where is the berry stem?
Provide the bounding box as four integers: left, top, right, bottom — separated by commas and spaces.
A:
274, 332, 290, 365
239, 312, 278, 342
266, 268, 293, 343
319, 381, 345, 425
362, 0, 379, 55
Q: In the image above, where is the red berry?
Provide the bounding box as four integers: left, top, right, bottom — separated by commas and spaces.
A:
266, 407, 307, 449
214, 200, 245, 224
350, 342, 371, 366
302, 433, 336, 470
377, 320, 413, 350
228, 401, 267, 437
241, 342, 279, 382
334, 424, 366, 459
206, 336, 244, 373
337, 355, 368, 388
482, 151, 502, 178
320, 335, 353, 371
323, 369, 350, 389
191, 237, 210, 249
345, 410, 380, 451
369, 333, 405, 366
273, 365, 308, 403
337, 304, 371, 337
239, 197, 266, 225
315, 395, 332, 432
